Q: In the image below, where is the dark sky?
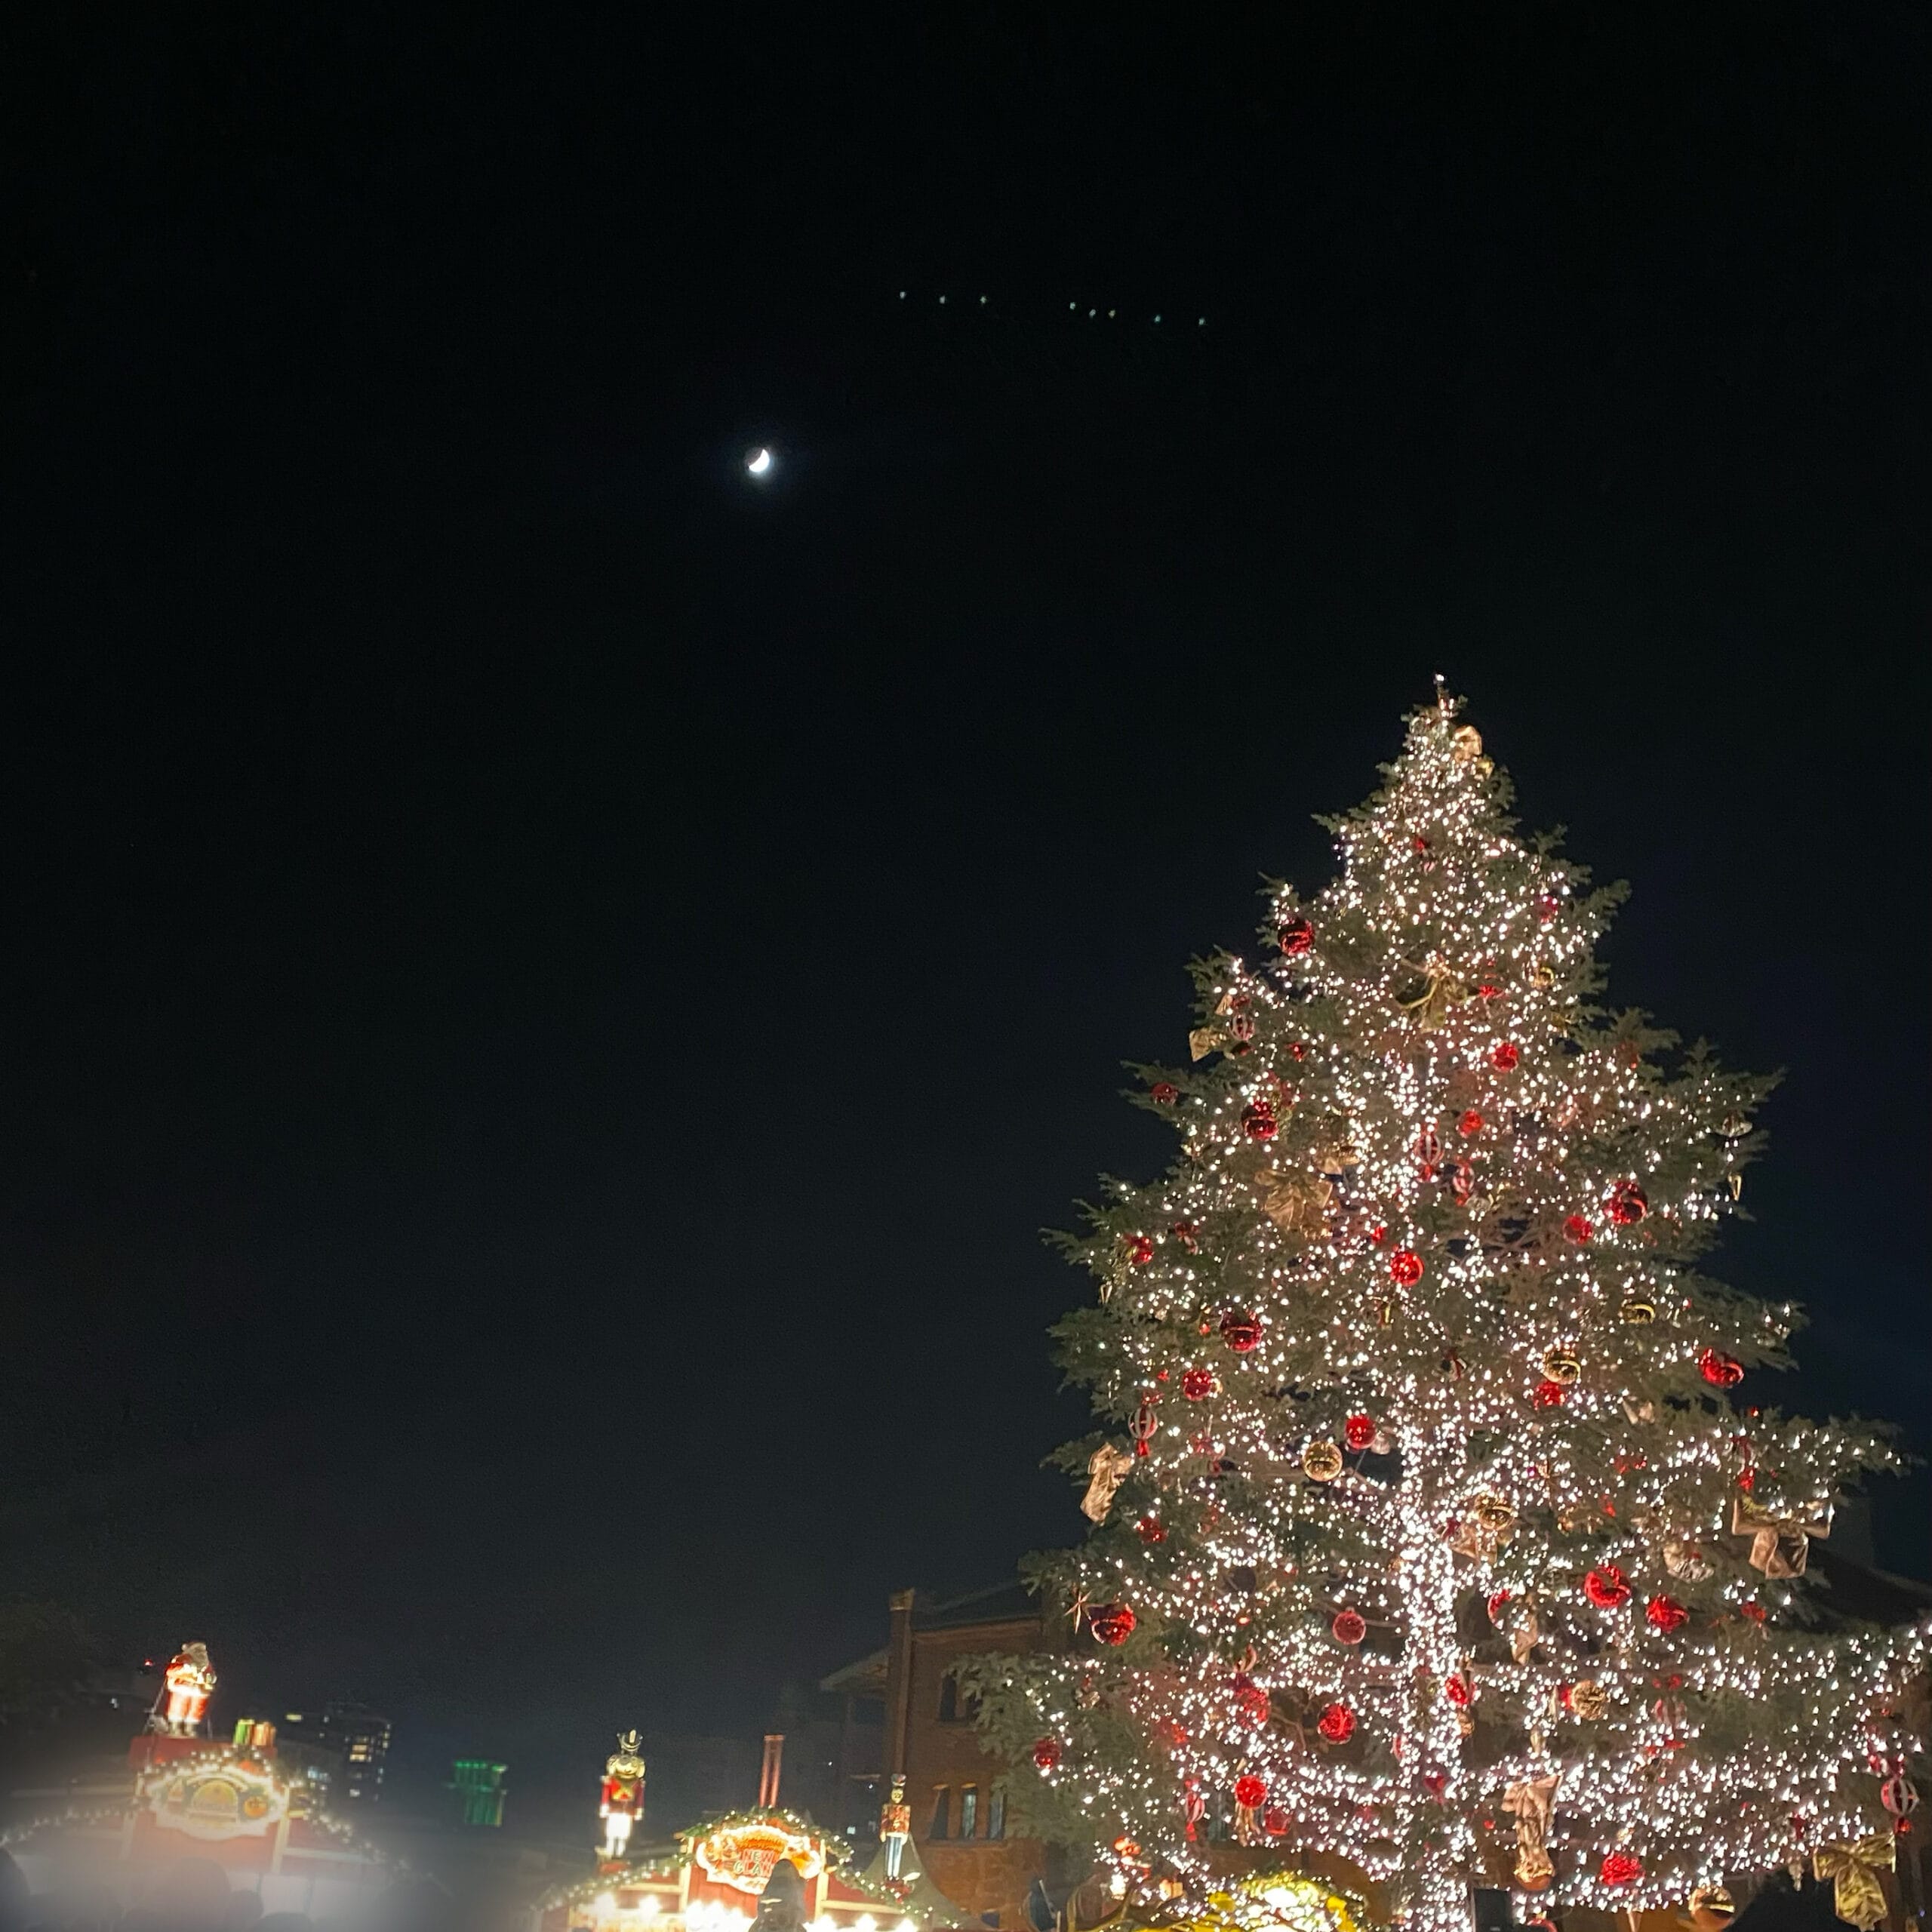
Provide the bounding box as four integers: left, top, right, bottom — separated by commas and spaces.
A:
3, 4, 1927, 1832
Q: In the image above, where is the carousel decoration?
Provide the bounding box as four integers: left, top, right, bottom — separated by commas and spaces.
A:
599, 1730, 648, 1862
149, 1642, 217, 1737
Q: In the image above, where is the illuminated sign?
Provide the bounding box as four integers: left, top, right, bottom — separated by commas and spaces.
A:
691, 1821, 824, 1896
145, 1757, 290, 1842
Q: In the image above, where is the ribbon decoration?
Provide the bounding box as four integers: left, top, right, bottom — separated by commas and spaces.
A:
1811, 1833, 1894, 1930
1398, 958, 1470, 1031
1080, 1443, 1135, 1523
1503, 1771, 1561, 1882
1731, 1495, 1832, 1577
1255, 1168, 1334, 1236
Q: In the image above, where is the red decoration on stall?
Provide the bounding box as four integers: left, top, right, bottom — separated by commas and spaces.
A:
1135, 1515, 1167, 1544
1233, 1774, 1268, 1810
1532, 1380, 1565, 1410
1129, 1395, 1158, 1457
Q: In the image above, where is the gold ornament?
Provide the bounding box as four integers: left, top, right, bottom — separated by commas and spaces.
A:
1540, 1347, 1582, 1386
1398, 958, 1471, 1032
1812, 1835, 1895, 1930
1187, 1026, 1224, 1063
1449, 1494, 1515, 1562
1450, 724, 1484, 764
1567, 1679, 1609, 1720
1455, 1708, 1475, 1737
1079, 1443, 1136, 1524
1686, 1884, 1737, 1932
1732, 1495, 1832, 1578
1474, 1494, 1518, 1531
1503, 1773, 1559, 1890
1509, 1597, 1541, 1664
1663, 1540, 1714, 1583
1514, 1847, 1554, 1890
1719, 1113, 1750, 1139
1620, 1297, 1657, 1324
1257, 1168, 1335, 1237
1303, 1439, 1345, 1482
1529, 961, 1555, 989
1727, 1171, 1744, 1201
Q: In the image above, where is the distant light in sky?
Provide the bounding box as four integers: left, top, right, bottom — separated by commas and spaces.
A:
745, 447, 774, 477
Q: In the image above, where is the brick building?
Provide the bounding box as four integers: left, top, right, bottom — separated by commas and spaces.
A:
819, 1583, 1063, 1928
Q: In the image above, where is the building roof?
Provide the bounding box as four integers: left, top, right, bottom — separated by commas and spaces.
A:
819, 1583, 1043, 1695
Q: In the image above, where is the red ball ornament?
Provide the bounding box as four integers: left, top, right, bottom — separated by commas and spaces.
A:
1700, 1349, 1745, 1388
1422, 1768, 1448, 1799
1457, 1109, 1484, 1138
1645, 1595, 1690, 1632
1532, 1379, 1565, 1409
1607, 1180, 1649, 1225
1220, 1310, 1263, 1352
1262, 1807, 1290, 1838
1343, 1414, 1377, 1451
1032, 1737, 1062, 1770
1536, 894, 1561, 925
1599, 1851, 1643, 1888
1241, 1100, 1278, 1141
1444, 1674, 1472, 1708
1331, 1610, 1367, 1646
1180, 1368, 1217, 1401
1233, 1774, 1268, 1810
1739, 1601, 1767, 1624
1563, 1214, 1593, 1244
1228, 1673, 1269, 1725
1486, 1590, 1512, 1624
1585, 1565, 1632, 1608
1316, 1703, 1355, 1743
1491, 1041, 1520, 1071
1278, 917, 1314, 956
1125, 1233, 1154, 1266
1149, 1081, 1180, 1105
1389, 1249, 1423, 1287
1088, 1603, 1137, 1646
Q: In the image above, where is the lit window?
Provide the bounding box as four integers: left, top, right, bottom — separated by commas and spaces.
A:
927, 1788, 950, 1840
958, 1787, 978, 1839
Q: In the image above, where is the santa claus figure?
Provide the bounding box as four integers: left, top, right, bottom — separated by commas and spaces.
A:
599, 1730, 647, 1861
153, 1643, 217, 1737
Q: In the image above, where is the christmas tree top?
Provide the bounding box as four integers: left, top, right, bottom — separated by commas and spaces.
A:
969, 692, 1925, 1932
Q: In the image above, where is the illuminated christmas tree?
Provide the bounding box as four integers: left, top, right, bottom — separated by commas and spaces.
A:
970, 694, 1925, 1932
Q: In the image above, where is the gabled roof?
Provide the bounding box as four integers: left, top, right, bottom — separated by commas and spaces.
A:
819, 1583, 1044, 1694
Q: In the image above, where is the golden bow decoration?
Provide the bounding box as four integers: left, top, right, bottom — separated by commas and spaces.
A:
1396, 958, 1470, 1032
1255, 1168, 1334, 1236
1501, 1772, 1559, 1852
1080, 1443, 1135, 1524
1811, 1833, 1894, 1930
1732, 1494, 1832, 1577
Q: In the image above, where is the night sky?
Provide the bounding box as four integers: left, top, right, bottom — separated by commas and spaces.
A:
4, 6, 1927, 1832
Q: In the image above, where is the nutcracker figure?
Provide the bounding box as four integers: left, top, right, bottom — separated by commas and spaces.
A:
599, 1730, 648, 1860
150, 1642, 217, 1737
880, 1774, 912, 1879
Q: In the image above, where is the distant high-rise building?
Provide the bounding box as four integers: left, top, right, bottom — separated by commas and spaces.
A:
279, 1704, 392, 1804
451, 1759, 506, 1829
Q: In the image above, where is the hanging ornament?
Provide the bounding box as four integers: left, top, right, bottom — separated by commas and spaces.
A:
1312, 1118, 1360, 1173
1567, 1679, 1610, 1719
1540, 1347, 1582, 1385
1686, 1884, 1737, 1932
1032, 1737, 1063, 1770
1303, 1439, 1345, 1482
1504, 1774, 1559, 1890
1232, 1772, 1268, 1836
1262, 1807, 1290, 1838
1531, 1379, 1564, 1410
1316, 1703, 1356, 1743
1219, 1309, 1263, 1352
1414, 1124, 1442, 1169
1457, 1109, 1484, 1138
1811, 1836, 1895, 1930
1663, 1540, 1714, 1583
1607, 1180, 1649, 1225
1881, 1774, 1920, 1823
1189, 1026, 1225, 1062
1451, 724, 1484, 762
1088, 1602, 1137, 1646
1135, 1515, 1166, 1544
1585, 1565, 1632, 1607
1389, 1249, 1423, 1287
1171, 1220, 1200, 1251
1562, 1214, 1592, 1244
1183, 1782, 1207, 1842
1180, 1368, 1218, 1401
1331, 1609, 1367, 1645
1599, 1851, 1644, 1888
1732, 1495, 1832, 1577
1399, 962, 1470, 1031
1124, 1233, 1154, 1266
1536, 894, 1561, 925
1728, 1171, 1744, 1200
1515, 1847, 1555, 1891
1700, 1349, 1746, 1388
1277, 917, 1314, 956
1257, 1168, 1334, 1235
1080, 1444, 1136, 1522
1620, 1297, 1657, 1324
1491, 1041, 1520, 1071
1343, 1414, 1377, 1451
1242, 1100, 1279, 1141
1719, 1112, 1750, 1139
1149, 1081, 1180, 1105
1645, 1595, 1690, 1632
1444, 1672, 1472, 1709
1128, 1393, 1158, 1458
1228, 1673, 1269, 1725
1449, 1160, 1475, 1205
